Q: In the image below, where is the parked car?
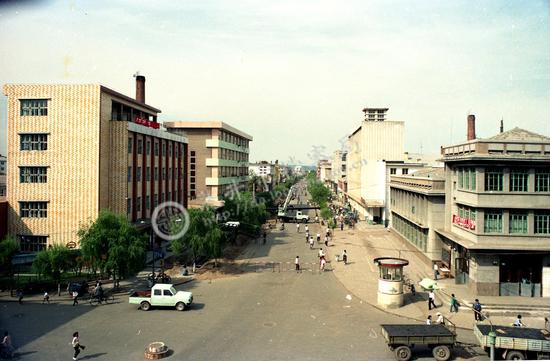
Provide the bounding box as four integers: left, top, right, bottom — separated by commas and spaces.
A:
129, 283, 193, 311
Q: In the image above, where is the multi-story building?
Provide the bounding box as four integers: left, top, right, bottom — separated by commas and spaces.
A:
346, 107, 405, 223
3, 77, 188, 251
165, 121, 252, 207
330, 150, 347, 197
317, 160, 332, 184
0, 154, 6, 174
249, 161, 275, 191
389, 168, 446, 261
436, 116, 550, 297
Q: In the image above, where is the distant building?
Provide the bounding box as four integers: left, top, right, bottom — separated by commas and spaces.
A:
436, 116, 550, 297
317, 160, 332, 183
3, 77, 188, 250
330, 150, 347, 198
249, 161, 275, 191
0, 174, 5, 198
165, 121, 252, 207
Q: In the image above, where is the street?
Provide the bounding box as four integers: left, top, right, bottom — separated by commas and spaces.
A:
1, 204, 488, 361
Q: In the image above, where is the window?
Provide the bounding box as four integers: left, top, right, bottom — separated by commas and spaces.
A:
154, 289, 161, 296
190, 177, 196, 183
20, 99, 48, 116
20, 167, 47, 183
20, 134, 48, 150
136, 197, 141, 212
137, 140, 143, 154
402, 168, 408, 175
127, 167, 132, 182
146, 195, 150, 210
155, 167, 158, 181
128, 138, 133, 154
485, 168, 503, 191
137, 167, 141, 182
162, 167, 165, 181
534, 211, 550, 234
191, 171, 196, 176
190, 164, 196, 170
146, 141, 151, 155
390, 168, 396, 175
471, 168, 476, 190
18, 235, 47, 252
190, 190, 196, 199
510, 169, 528, 192
146, 167, 151, 182
127, 198, 131, 214
509, 211, 528, 234
169, 144, 172, 157
458, 168, 463, 188
484, 210, 502, 233
535, 170, 550, 192
162, 144, 166, 157
190, 151, 196, 157
154, 142, 159, 156
163, 289, 173, 296
20, 201, 48, 218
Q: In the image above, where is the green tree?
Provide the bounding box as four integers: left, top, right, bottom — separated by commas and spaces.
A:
308, 178, 331, 208
320, 207, 332, 222
0, 236, 19, 290
32, 245, 76, 295
78, 210, 147, 287
223, 192, 268, 235
171, 207, 225, 267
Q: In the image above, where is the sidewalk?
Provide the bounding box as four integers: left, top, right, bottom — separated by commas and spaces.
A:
326, 221, 550, 331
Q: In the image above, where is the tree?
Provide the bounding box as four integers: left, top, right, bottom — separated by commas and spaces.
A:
78, 210, 147, 287
0, 236, 19, 290
32, 245, 76, 295
320, 207, 332, 222
308, 178, 331, 208
223, 192, 268, 235
171, 207, 225, 267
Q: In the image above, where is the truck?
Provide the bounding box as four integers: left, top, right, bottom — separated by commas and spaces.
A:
381, 324, 457, 361
474, 324, 550, 360
278, 210, 310, 223
129, 283, 193, 311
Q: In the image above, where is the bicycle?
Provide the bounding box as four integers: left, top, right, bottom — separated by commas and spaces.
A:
88, 292, 115, 306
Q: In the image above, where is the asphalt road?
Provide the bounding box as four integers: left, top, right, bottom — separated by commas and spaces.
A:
0, 184, 488, 360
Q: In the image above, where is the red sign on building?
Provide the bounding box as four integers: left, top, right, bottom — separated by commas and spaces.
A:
452, 214, 476, 230
134, 117, 160, 129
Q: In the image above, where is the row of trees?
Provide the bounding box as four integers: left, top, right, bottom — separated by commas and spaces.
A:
306, 172, 336, 228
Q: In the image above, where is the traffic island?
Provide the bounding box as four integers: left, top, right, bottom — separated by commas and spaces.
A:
144, 342, 169, 359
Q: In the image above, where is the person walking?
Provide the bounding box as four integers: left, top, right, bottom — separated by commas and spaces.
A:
428, 290, 437, 310
473, 299, 483, 321
309, 236, 314, 250
433, 262, 439, 280
43, 291, 50, 304
295, 256, 301, 273
324, 235, 328, 247
342, 250, 348, 265
436, 312, 445, 325
305, 225, 309, 234
296, 223, 300, 233
449, 294, 459, 313
426, 315, 432, 325
315, 215, 319, 223
513, 314, 524, 327
340, 222, 344, 231
72, 290, 79, 306
305, 233, 309, 244
71, 331, 85, 360
320, 257, 326, 272
16, 289, 23, 304
316, 233, 321, 243
1, 331, 14, 358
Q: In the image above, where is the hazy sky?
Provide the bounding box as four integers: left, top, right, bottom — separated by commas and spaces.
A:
1, 0, 549, 164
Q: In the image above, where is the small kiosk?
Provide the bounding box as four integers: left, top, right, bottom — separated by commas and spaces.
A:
373, 257, 409, 309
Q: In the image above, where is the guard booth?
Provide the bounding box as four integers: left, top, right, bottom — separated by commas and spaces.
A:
373, 257, 409, 309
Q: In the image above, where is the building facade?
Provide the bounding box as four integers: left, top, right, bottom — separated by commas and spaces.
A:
3, 78, 188, 251
165, 121, 252, 207
330, 150, 347, 197
436, 125, 550, 297
0, 154, 6, 174
390, 168, 446, 261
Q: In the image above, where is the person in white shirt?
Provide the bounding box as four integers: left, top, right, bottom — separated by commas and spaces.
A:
513, 315, 524, 327
433, 263, 439, 280
295, 256, 300, 273
436, 312, 445, 325
428, 290, 436, 310
426, 315, 432, 325
309, 236, 314, 249
296, 223, 300, 233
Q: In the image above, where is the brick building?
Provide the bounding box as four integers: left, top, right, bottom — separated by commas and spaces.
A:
164, 121, 251, 207
3, 77, 188, 251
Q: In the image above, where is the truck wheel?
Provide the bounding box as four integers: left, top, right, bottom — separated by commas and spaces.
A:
433, 345, 451, 361
505, 351, 525, 360
176, 302, 186, 311
140, 301, 151, 311
394, 346, 412, 361
302, 219, 307, 223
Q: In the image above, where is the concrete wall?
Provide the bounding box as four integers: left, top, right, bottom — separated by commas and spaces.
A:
468, 253, 499, 296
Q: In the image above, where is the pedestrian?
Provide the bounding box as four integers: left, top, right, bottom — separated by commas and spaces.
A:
71, 331, 85, 360
1, 331, 14, 358
295, 256, 301, 273
318, 248, 325, 260
340, 222, 344, 231
315, 215, 319, 223
513, 315, 524, 327
426, 315, 432, 325
263, 231, 267, 245
316, 233, 321, 243
309, 236, 314, 249
449, 293, 459, 313
72, 290, 79, 306
305, 225, 309, 233
320, 257, 326, 272
433, 262, 439, 280
324, 236, 328, 247
296, 223, 300, 233
436, 312, 445, 325
16, 289, 23, 304
305, 233, 309, 244
428, 290, 437, 310
342, 250, 348, 265
43, 291, 50, 304
473, 299, 482, 321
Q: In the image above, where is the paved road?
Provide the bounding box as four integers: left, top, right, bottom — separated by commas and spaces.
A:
0, 184, 487, 360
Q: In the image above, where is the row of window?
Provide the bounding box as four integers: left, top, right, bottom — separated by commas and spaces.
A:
127, 192, 181, 214
220, 166, 248, 177
390, 168, 409, 175
20, 99, 48, 116
392, 213, 428, 252
20, 167, 48, 183
128, 166, 182, 182
219, 131, 249, 148
457, 167, 550, 192
220, 148, 248, 162
189, 152, 196, 199
483, 210, 550, 234
129, 138, 182, 158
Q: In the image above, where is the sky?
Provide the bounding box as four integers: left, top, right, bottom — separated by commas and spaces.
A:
0, 0, 549, 165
